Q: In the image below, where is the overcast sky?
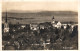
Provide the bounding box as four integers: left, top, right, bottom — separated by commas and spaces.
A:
2, 0, 78, 12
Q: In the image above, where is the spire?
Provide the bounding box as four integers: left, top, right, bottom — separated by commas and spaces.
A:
5, 11, 7, 23
52, 16, 55, 24
52, 16, 54, 20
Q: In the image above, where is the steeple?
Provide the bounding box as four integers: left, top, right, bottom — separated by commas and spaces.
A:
52, 16, 55, 24
5, 11, 7, 23
52, 16, 54, 20
4, 10, 9, 33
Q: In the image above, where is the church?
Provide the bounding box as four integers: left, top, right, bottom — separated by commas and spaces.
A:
51, 16, 62, 29
3, 11, 9, 33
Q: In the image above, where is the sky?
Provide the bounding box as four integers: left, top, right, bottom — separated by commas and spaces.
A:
2, 0, 78, 12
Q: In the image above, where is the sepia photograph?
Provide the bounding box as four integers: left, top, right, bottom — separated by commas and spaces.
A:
2, 0, 78, 50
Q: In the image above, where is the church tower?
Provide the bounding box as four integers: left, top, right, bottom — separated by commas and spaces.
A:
51, 16, 55, 24
4, 11, 9, 33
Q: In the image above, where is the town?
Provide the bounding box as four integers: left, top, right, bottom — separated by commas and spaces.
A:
2, 12, 78, 50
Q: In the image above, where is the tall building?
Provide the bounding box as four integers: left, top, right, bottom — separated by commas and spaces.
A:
4, 11, 9, 33
51, 16, 62, 28
51, 16, 56, 27
52, 16, 55, 24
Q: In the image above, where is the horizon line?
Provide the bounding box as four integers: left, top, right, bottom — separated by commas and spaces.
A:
2, 10, 78, 13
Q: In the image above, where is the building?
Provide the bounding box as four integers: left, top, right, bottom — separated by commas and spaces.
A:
4, 11, 9, 33
30, 23, 39, 31
38, 23, 46, 30
20, 24, 26, 29
51, 16, 55, 24
51, 16, 62, 28
56, 21, 62, 28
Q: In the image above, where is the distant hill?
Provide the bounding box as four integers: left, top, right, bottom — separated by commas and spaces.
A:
2, 11, 78, 18
2, 11, 78, 24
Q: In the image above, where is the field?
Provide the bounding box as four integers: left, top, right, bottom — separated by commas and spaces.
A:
2, 11, 78, 24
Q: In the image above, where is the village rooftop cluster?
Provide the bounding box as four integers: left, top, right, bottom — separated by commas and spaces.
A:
2, 12, 78, 50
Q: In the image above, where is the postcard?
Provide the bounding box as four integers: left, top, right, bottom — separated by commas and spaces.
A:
0, 0, 79, 51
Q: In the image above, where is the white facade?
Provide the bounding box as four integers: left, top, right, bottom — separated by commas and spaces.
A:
52, 20, 62, 28
30, 23, 39, 31
4, 23, 9, 33
39, 25, 45, 29
52, 21, 55, 24
56, 21, 62, 28
21, 25, 26, 29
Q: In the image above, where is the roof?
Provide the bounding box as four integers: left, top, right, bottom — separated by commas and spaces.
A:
30, 23, 39, 27
31, 23, 39, 25
38, 22, 52, 27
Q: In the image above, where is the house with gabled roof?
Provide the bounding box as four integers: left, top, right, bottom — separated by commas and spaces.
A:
30, 23, 39, 31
